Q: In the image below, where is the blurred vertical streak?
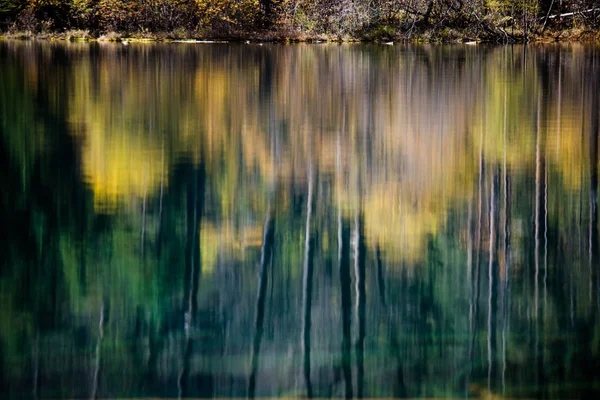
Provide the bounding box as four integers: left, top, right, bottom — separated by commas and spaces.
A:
376, 246, 386, 308
302, 163, 314, 398
534, 88, 541, 395
179, 163, 205, 399
487, 168, 496, 391
501, 57, 512, 396
91, 304, 105, 400
339, 214, 353, 400
32, 331, 39, 399
468, 97, 485, 391
141, 173, 147, 258
337, 108, 353, 399
588, 54, 600, 307
248, 205, 275, 399
354, 211, 366, 399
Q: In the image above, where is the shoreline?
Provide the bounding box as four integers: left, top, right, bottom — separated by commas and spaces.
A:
1, 28, 599, 45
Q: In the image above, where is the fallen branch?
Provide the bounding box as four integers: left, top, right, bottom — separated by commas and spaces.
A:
544, 8, 599, 20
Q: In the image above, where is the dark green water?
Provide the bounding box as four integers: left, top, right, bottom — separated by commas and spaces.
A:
1, 40, 600, 399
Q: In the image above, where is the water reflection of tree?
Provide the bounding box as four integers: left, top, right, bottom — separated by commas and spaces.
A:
1, 41, 600, 398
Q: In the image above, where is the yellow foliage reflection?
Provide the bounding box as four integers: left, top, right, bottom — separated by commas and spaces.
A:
63, 44, 596, 262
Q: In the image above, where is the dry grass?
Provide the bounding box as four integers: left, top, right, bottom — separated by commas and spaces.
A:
66, 30, 92, 41
98, 31, 123, 42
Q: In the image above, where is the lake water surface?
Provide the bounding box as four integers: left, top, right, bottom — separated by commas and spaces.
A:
1, 41, 600, 399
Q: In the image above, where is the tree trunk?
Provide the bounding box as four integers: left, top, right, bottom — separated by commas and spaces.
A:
260, 0, 276, 29
423, 0, 435, 25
